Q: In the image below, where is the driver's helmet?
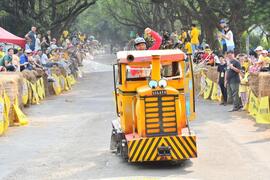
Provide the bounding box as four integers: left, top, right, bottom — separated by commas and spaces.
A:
134, 37, 146, 46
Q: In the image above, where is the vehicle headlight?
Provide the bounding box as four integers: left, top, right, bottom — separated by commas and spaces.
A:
158, 79, 167, 88
148, 80, 158, 89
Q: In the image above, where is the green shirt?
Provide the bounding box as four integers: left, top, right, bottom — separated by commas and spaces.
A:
0, 58, 4, 66
2, 55, 12, 67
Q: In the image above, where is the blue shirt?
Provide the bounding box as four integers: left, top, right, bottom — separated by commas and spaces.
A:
20, 54, 28, 64
221, 30, 226, 45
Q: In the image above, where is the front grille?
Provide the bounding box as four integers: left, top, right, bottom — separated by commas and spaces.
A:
143, 95, 178, 136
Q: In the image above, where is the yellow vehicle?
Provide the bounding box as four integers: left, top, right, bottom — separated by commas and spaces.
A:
111, 49, 197, 162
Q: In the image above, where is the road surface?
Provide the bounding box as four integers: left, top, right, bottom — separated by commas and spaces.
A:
1, 54, 270, 180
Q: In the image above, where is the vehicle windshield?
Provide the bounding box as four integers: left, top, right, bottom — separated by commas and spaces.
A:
162, 62, 182, 79
126, 62, 182, 81
126, 65, 151, 81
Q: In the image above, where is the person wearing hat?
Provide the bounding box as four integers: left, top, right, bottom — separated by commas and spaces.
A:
259, 50, 270, 70
254, 46, 263, 59
201, 44, 215, 65
20, 49, 33, 71
134, 27, 162, 50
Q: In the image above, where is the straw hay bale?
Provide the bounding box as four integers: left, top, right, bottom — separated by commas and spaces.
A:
206, 66, 218, 83
249, 72, 260, 97
0, 72, 24, 126
258, 72, 270, 97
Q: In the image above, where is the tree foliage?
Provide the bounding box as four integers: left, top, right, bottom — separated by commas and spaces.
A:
0, 0, 97, 37
77, 0, 270, 51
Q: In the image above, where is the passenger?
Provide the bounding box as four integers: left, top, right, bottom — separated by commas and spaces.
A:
134, 28, 162, 51
131, 28, 162, 77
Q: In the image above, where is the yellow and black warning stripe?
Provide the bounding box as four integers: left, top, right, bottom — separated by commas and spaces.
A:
127, 135, 197, 162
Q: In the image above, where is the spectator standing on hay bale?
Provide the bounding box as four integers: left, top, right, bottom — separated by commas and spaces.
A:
219, 19, 227, 54
25, 26, 37, 51
221, 25, 235, 52
225, 50, 242, 112
2, 48, 16, 72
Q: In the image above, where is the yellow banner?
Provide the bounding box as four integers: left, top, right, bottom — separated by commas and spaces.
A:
22, 79, 29, 105
3, 92, 10, 130
52, 74, 62, 95
211, 83, 219, 101
30, 82, 40, 104
204, 78, 213, 99
14, 97, 28, 126
256, 96, 270, 124
248, 91, 259, 118
0, 96, 5, 135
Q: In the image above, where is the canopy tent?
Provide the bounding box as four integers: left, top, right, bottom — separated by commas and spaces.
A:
0, 27, 26, 48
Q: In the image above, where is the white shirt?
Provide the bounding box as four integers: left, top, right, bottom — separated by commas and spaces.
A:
35, 38, 41, 51
225, 30, 234, 47
40, 53, 48, 65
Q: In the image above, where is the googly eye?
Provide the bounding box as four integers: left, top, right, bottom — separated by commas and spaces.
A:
148, 80, 158, 89
158, 79, 167, 88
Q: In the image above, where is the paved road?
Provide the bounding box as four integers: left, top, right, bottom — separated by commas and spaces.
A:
1, 54, 270, 180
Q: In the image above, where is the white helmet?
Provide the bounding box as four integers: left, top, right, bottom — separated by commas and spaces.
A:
134, 37, 146, 46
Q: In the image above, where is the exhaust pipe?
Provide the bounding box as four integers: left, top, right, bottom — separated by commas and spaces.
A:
127, 54, 134, 62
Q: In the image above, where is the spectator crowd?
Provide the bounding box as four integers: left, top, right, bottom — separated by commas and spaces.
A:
0, 26, 101, 80
127, 20, 270, 112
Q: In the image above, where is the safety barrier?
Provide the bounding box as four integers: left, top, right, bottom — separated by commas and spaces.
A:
195, 70, 270, 124
0, 72, 78, 136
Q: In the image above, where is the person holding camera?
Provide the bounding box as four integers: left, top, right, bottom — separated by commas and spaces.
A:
225, 51, 242, 112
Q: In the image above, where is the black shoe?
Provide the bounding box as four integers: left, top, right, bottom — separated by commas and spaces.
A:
228, 108, 239, 112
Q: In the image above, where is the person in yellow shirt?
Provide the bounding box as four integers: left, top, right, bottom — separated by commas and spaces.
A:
260, 50, 270, 68
190, 24, 200, 55
180, 28, 187, 43
237, 54, 250, 72
0, 45, 5, 59
239, 68, 249, 110
184, 38, 192, 55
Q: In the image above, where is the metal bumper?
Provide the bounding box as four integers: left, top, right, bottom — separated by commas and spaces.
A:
127, 134, 197, 162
